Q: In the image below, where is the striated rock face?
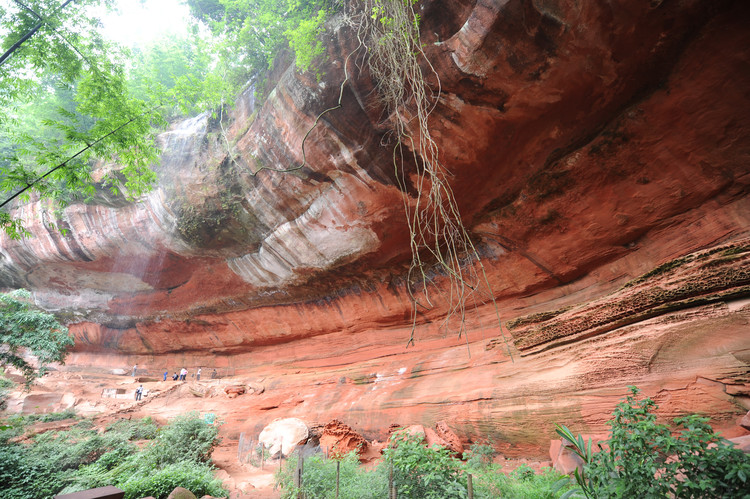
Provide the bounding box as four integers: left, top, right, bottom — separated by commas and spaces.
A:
1, 0, 749, 451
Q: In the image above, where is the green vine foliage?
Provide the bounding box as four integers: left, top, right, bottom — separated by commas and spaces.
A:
557, 387, 750, 499
0, 289, 73, 387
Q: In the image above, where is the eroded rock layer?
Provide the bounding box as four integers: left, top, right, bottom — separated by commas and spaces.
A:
1, 0, 749, 450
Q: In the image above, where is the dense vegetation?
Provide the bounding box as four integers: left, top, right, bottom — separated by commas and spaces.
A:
0, 289, 73, 390
276, 433, 572, 499
0, 411, 225, 499
276, 389, 750, 499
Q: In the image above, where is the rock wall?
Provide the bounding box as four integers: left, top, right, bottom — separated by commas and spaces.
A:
1, 0, 749, 450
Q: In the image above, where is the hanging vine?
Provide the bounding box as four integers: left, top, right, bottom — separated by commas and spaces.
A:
345, 0, 513, 358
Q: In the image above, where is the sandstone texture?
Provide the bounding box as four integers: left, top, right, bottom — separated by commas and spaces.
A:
318, 419, 368, 457
0, 0, 749, 452
258, 418, 309, 458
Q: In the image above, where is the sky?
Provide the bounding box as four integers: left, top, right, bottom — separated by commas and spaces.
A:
97, 0, 192, 47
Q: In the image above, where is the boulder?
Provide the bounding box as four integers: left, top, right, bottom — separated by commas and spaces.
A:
740, 410, 750, 431
424, 427, 447, 449
550, 438, 584, 475
166, 487, 197, 499
259, 417, 309, 457
190, 385, 208, 398
319, 419, 368, 457
399, 424, 426, 441
247, 382, 265, 395
224, 385, 246, 398
435, 421, 464, 455
729, 435, 750, 453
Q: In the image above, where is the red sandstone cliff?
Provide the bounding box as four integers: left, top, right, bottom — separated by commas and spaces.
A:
1, 0, 748, 450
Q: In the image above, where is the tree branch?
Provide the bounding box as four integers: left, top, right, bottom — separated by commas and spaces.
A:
0, 108, 155, 210
0, 0, 77, 67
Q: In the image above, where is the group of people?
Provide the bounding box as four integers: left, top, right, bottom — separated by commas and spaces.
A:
132, 365, 222, 402
170, 367, 188, 381
134, 364, 222, 382
134, 365, 220, 401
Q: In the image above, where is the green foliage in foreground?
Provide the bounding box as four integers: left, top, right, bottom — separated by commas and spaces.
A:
557, 386, 750, 499
276, 434, 571, 499
0, 412, 226, 499
277, 451, 388, 499
0, 289, 73, 387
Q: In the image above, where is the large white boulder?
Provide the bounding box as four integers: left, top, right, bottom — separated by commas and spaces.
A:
258, 418, 309, 457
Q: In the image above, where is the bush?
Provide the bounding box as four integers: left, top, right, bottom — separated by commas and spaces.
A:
384, 431, 467, 498
464, 442, 495, 469
143, 411, 220, 466
0, 442, 60, 499
25, 424, 133, 473
119, 461, 226, 499
0, 413, 227, 499
558, 386, 750, 498
106, 416, 158, 440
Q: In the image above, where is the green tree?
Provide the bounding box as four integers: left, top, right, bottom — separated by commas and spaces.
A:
0, 289, 73, 386
0, 0, 163, 238
185, 0, 336, 87
126, 33, 226, 119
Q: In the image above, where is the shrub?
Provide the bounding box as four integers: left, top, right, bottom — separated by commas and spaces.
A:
0, 413, 226, 499
25, 425, 131, 472
384, 431, 467, 498
0, 442, 60, 499
275, 434, 573, 499
143, 411, 220, 466
464, 442, 495, 469
106, 416, 158, 440
558, 386, 750, 498
119, 461, 226, 499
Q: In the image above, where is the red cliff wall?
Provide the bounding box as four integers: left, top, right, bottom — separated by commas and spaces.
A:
1, 0, 749, 450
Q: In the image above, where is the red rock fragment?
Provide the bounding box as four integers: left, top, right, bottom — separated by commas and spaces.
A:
319, 419, 368, 458
435, 421, 464, 455
224, 385, 246, 398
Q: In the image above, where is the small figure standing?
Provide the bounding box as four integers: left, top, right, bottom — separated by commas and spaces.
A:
132, 364, 137, 377
179, 367, 187, 381
135, 385, 143, 401
163, 370, 168, 381
196, 368, 202, 381
211, 369, 217, 379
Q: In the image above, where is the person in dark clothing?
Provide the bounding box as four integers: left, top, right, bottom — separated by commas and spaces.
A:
172, 372, 178, 381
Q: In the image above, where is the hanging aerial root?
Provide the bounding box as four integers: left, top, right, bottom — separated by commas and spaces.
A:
348, 0, 514, 361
